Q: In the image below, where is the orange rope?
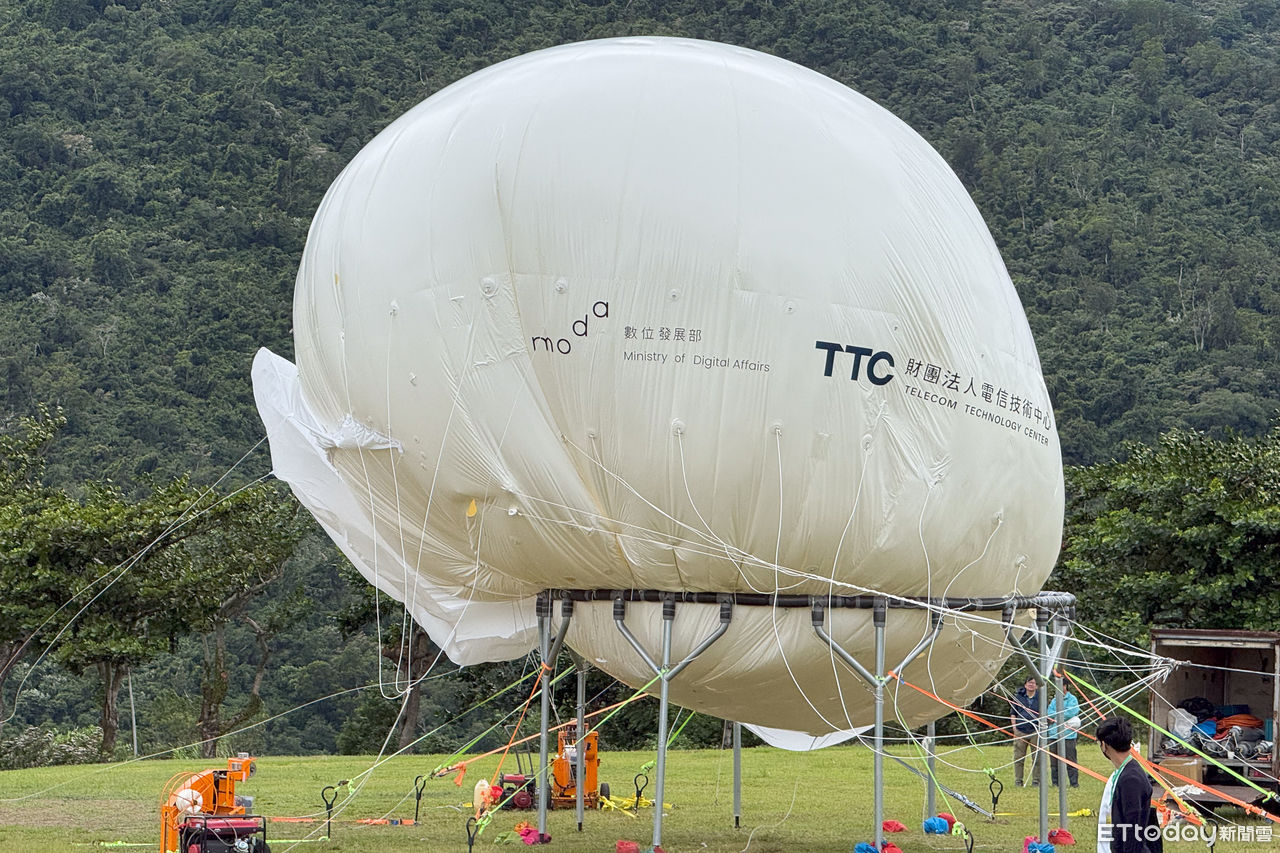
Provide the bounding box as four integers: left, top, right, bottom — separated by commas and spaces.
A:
489, 662, 553, 792
890, 671, 1211, 823
436, 694, 638, 784
889, 671, 1109, 785
1060, 669, 1277, 825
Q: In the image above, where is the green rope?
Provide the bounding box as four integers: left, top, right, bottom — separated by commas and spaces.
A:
912, 732, 957, 815
474, 670, 665, 835
888, 677, 957, 817
958, 708, 992, 765
589, 672, 663, 741
429, 667, 544, 775
1070, 669, 1277, 802
665, 709, 697, 749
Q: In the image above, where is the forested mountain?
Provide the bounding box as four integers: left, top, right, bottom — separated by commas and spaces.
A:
2, 0, 1279, 482
3, 0, 1279, 757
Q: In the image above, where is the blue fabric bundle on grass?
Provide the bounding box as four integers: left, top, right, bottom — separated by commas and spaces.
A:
923, 817, 951, 834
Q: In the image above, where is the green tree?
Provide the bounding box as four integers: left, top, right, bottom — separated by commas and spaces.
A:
0, 406, 66, 732
1, 410, 306, 756
45, 478, 303, 758
336, 566, 442, 753
188, 491, 310, 758
1053, 428, 1280, 642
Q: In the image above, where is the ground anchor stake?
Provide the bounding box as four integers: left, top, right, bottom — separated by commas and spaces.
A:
320, 784, 339, 840
413, 774, 427, 823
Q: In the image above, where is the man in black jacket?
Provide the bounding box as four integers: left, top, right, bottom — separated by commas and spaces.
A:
1009, 675, 1040, 786
1096, 717, 1163, 853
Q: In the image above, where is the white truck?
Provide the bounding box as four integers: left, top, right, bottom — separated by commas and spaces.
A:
1147, 628, 1279, 812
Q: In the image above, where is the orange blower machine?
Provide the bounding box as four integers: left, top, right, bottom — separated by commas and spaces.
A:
550, 726, 606, 809
160, 755, 268, 853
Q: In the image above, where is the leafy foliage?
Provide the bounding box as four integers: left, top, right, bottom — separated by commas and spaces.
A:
4, 0, 1280, 755
0, 722, 101, 769
1053, 427, 1280, 641
0, 411, 308, 755
3, 0, 1280, 482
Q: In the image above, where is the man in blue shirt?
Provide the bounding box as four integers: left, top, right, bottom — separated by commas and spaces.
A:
1009, 675, 1040, 786
1047, 688, 1081, 787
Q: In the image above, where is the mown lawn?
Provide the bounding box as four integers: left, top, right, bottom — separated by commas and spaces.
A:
0, 744, 1271, 851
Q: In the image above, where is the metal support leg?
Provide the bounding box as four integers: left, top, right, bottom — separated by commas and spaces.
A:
573, 652, 587, 831
612, 594, 732, 853
537, 598, 551, 839
535, 593, 573, 841
1006, 605, 1072, 846
926, 720, 937, 818
653, 597, 675, 851
873, 599, 887, 851
1054, 614, 1071, 830
1055, 670, 1068, 829
1036, 609, 1050, 844
733, 722, 742, 830
811, 599, 944, 850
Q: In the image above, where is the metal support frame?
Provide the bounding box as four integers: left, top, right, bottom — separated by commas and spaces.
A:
613, 593, 733, 851
519, 587, 1074, 850
1005, 603, 1073, 844
813, 597, 945, 850
732, 722, 742, 829
568, 650, 588, 831
925, 720, 937, 817
1054, 653, 1068, 829
535, 595, 573, 840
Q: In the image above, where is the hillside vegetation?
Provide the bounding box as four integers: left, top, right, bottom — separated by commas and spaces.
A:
2, 0, 1279, 480
2, 0, 1279, 759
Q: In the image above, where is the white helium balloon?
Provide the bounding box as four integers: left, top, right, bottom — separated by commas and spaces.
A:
254, 37, 1062, 739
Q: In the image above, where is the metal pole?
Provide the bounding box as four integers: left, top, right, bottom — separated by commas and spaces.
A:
537, 597, 551, 839
1004, 604, 1073, 844
652, 595, 675, 851
1036, 609, 1050, 844
1055, 667, 1068, 829
575, 654, 586, 831
733, 721, 742, 829
926, 719, 936, 817
127, 667, 138, 757
873, 597, 887, 851
1054, 614, 1071, 830
810, 600, 942, 848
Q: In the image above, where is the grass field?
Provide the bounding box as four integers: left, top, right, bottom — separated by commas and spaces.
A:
0, 744, 1272, 852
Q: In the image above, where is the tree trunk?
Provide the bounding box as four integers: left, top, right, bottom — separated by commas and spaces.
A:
384, 623, 436, 751
97, 660, 126, 758
199, 618, 272, 758
0, 643, 14, 738
220, 618, 270, 737
0, 639, 34, 738
199, 630, 229, 758
397, 680, 422, 752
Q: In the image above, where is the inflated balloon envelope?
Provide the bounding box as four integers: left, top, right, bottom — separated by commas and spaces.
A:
253, 37, 1063, 747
